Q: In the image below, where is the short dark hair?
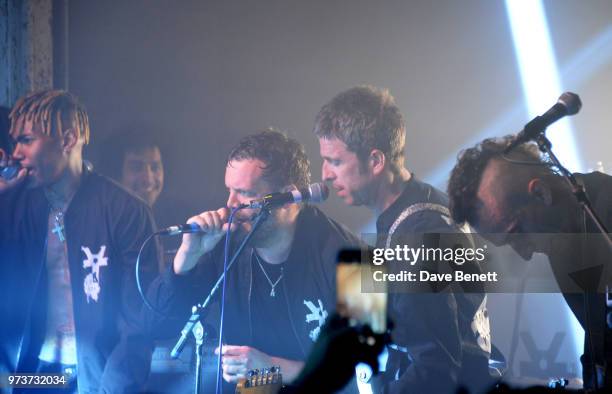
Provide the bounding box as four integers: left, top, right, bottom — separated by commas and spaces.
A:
10, 90, 90, 144
447, 136, 551, 226
100, 130, 161, 180
228, 128, 311, 190
313, 85, 405, 173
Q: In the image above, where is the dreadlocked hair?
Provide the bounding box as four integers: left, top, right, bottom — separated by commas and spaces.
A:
9, 90, 90, 145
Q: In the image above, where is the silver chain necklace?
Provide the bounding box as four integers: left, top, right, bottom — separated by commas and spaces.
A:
254, 253, 283, 297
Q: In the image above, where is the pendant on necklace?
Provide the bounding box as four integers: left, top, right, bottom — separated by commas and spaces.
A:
270, 288, 276, 297
52, 213, 66, 242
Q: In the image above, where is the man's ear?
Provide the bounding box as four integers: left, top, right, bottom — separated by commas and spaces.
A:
62, 128, 79, 153
369, 149, 386, 176
527, 178, 552, 205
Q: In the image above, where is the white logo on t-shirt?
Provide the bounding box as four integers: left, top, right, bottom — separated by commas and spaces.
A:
304, 299, 328, 342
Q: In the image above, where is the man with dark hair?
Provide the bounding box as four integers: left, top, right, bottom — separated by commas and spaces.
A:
0, 90, 160, 393
447, 136, 612, 389
148, 129, 360, 391
313, 85, 491, 393
98, 130, 179, 272
100, 131, 164, 208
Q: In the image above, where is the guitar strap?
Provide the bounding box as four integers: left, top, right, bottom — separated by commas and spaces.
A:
385, 202, 451, 249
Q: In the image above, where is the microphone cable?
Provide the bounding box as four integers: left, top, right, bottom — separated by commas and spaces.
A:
215, 207, 240, 394
136, 230, 167, 315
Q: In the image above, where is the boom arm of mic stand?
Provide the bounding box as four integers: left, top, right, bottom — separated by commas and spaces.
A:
170, 208, 271, 359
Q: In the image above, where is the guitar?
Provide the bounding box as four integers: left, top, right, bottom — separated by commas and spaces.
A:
235, 366, 283, 394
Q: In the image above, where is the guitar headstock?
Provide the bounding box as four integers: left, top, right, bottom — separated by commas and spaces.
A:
235, 366, 282, 394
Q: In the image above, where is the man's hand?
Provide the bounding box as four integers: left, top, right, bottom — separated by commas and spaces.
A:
0, 148, 27, 194
173, 207, 238, 274
216, 345, 274, 383
216, 345, 305, 384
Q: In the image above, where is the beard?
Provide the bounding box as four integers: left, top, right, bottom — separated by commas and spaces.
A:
347, 184, 375, 207
233, 209, 280, 248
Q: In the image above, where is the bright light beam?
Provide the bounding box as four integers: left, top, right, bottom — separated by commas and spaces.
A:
424, 23, 612, 188
505, 0, 582, 172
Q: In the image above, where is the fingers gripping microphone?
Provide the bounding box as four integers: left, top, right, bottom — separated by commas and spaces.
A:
159, 183, 330, 235
160, 223, 204, 236
244, 182, 330, 209
505, 92, 582, 153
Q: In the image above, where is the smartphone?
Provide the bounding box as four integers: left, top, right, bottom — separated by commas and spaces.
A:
336, 248, 387, 334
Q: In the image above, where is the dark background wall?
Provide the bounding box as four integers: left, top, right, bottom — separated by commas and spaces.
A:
64, 0, 611, 232
57, 0, 612, 381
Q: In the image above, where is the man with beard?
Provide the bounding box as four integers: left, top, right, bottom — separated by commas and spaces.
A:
148, 129, 360, 391
313, 85, 491, 393
447, 136, 612, 389
0, 90, 160, 393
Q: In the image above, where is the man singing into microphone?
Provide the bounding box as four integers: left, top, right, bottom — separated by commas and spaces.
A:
447, 136, 612, 389
0, 90, 160, 393
148, 129, 360, 389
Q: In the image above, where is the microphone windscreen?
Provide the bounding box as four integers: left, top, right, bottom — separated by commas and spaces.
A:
558, 92, 581, 115
1, 165, 20, 181
308, 183, 329, 203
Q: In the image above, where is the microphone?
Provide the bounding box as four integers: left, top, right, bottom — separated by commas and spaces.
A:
159, 183, 330, 235
0, 164, 20, 181
505, 92, 582, 153
159, 223, 204, 236
243, 182, 329, 209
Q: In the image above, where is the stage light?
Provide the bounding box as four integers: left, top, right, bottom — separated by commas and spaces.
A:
504, 0, 582, 172
425, 23, 612, 188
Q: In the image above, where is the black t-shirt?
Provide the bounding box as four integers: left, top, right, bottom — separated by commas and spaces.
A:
250, 254, 301, 361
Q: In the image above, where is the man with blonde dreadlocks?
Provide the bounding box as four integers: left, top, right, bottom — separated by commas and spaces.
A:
0, 90, 161, 393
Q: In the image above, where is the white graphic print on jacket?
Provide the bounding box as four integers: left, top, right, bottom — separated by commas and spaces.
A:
82, 245, 108, 303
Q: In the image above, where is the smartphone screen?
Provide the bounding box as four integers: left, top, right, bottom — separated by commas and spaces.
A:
336, 249, 387, 334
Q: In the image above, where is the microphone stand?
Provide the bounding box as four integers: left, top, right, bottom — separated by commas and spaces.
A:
533, 134, 611, 246
533, 133, 612, 390
170, 208, 271, 394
